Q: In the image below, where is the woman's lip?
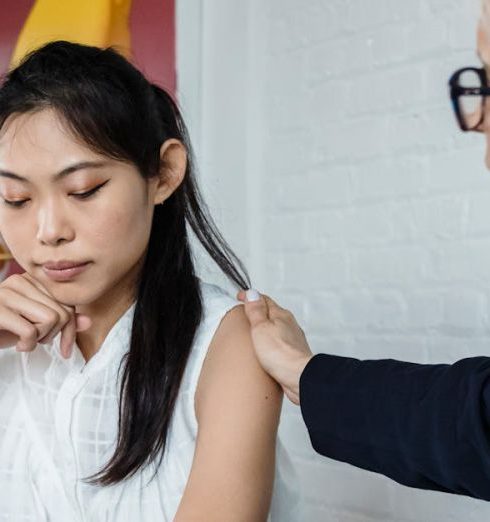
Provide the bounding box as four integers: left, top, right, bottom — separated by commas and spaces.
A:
42, 262, 91, 282
42, 260, 90, 270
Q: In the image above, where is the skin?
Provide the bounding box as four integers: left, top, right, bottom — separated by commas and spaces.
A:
0, 107, 281, 518
235, 16, 490, 407
477, 19, 490, 162
236, 290, 313, 405
175, 305, 282, 520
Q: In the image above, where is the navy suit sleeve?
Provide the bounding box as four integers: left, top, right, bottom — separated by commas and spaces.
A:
299, 353, 490, 501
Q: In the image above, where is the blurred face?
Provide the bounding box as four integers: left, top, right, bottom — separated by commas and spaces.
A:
0, 108, 161, 310
477, 19, 490, 168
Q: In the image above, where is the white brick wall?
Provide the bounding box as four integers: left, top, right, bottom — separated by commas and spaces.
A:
177, 0, 490, 520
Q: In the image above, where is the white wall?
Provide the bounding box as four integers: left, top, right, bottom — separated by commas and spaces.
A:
177, 0, 490, 520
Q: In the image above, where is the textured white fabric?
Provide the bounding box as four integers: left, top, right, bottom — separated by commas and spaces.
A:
0, 279, 301, 521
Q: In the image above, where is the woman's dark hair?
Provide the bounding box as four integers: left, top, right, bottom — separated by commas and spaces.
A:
0, 40, 250, 485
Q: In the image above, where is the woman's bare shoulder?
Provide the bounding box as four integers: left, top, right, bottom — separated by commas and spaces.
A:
195, 303, 282, 424
177, 303, 282, 520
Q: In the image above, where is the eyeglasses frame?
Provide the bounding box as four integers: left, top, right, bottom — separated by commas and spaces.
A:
449, 66, 490, 132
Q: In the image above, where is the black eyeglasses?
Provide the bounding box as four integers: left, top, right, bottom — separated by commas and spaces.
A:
449, 67, 490, 132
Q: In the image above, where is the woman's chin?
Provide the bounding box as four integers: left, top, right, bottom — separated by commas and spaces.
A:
43, 283, 96, 307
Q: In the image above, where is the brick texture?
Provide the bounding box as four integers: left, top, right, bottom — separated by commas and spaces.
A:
264, 0, 490, 520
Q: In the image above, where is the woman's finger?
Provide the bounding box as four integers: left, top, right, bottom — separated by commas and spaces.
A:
59, 312, 77, 359
5, 274, 72, 340
15, 272, 90, 342
0, 305, 40, 351
21, 271, 91, 327
0, 287, 60, 342
20, 271, 52, 295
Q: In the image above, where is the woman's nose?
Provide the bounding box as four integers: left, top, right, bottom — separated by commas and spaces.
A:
35, 202, 74, 245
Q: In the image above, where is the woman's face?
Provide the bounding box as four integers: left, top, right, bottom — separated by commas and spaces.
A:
0, 108, 164, 309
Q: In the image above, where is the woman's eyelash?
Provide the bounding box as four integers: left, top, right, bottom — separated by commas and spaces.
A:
3, 200, 26, 208
72, 181, 108, 199
2, 181, 109, 208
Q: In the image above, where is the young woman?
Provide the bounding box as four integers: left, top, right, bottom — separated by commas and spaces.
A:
0, 41, 300, 521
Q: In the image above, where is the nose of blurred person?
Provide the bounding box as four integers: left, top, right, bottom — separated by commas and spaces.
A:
476, 21, 490, 166
479, 90, 490, 168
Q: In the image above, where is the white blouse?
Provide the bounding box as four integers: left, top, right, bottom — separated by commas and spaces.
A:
0, 279, 302, 521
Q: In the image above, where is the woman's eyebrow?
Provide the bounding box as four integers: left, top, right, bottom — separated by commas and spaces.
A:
0, 160, 109, 184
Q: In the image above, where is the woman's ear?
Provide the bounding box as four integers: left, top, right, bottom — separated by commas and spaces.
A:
152, 138, 187, 205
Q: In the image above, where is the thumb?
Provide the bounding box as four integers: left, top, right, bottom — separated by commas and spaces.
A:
75, 314, 92, 332
239, 288, 270, 328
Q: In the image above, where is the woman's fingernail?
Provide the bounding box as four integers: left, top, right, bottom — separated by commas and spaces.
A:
245, 289, 260, 302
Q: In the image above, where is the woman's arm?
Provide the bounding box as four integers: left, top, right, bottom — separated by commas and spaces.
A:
174, 304, 283, 522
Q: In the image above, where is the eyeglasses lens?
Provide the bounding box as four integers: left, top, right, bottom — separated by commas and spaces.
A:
458, 69, 484, 129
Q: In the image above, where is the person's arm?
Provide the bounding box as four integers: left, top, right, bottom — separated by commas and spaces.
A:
173, 305, 282, 522
300, 353, 490, 501
237, 288, 490, 501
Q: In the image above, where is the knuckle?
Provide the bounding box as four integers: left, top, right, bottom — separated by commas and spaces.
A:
254, 321, 271, 334
60, 310, 71, 324
0, 275, 17, 289
3, 273, 29, 292
0, 287, 14, 300
43, 308, 59, 324
22, 325, 38, 344
276, 316, 288, 327
8, 274, 24, 286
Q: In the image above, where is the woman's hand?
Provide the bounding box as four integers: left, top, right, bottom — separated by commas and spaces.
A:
0, 272, 91, 358
236, 289, 313, 405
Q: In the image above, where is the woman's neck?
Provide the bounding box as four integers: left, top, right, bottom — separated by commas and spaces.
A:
75, 294, 136, 363
73, 256, 141, 362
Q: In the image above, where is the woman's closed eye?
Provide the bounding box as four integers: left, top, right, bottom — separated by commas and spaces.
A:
1, 180, 110, 208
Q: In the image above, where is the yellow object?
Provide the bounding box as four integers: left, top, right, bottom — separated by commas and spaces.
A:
10, 0, 133, 68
